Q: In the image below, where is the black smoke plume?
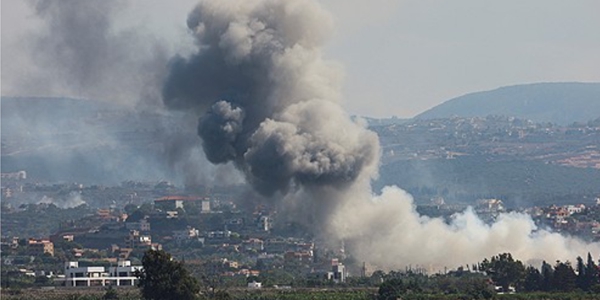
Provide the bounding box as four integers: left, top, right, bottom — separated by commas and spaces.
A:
163, 0, 380, 196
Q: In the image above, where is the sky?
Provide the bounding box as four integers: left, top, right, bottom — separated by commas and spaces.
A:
2, 0, 600, 118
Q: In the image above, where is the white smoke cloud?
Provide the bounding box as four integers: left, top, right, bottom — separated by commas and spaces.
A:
329, 185, 599, 271
38, 191, 86, 209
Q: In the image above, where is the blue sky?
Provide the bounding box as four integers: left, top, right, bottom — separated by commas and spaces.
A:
2, 0, 599, 118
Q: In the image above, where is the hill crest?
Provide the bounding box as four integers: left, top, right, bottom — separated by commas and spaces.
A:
415, 82, 600, 125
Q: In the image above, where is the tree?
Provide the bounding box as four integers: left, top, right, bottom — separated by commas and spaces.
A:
136, 249, 200, 300
552, 261, 577, 292
585, 252, 599, 290
463, 277, 494, 300
378, 278, 406, 300
124, 204, 138, 215
479, 253, 525, 291
522, 266, 542, 292
127, 204, 153, 223
370, 270, 386, 285
576, 256, 586, 290
540, 261, 553, 292
103, 285, 119, 300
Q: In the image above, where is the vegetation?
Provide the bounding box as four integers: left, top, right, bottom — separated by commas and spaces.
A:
1, 202, 92, 237
136, 249, 200, 300
415, 82, 600, 125
478, 253, 524, 291
374, 252, 600, 300
377, 156, 600, 206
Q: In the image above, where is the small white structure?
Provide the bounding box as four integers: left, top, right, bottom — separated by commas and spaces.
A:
258, 216, 270, 231
201, 200, 211, 213
248, 281, 262, 289
566, 204, 585, 215
63, 260, 142, 287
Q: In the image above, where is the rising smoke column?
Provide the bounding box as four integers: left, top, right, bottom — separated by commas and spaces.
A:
163, 0, 380, 196
166, 0, 600, 271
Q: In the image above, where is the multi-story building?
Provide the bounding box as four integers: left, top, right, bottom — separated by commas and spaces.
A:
332, 261, 346, 284
173, 227, 203, 244
125, 218, 151, 232
124, 230, 151, 249
63, 260, 141, 287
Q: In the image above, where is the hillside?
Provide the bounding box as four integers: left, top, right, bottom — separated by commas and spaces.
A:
415, 82, 600, 125
1, 97, 201, 185
3, 96, 600, 208
374, 156, 600, 207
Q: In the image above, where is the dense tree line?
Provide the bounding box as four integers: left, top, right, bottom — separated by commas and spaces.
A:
377, 252, 600, 299
376, 269, 495, 300
476, 252, 600, 293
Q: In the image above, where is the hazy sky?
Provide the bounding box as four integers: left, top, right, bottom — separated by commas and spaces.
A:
2, 0, 599, 118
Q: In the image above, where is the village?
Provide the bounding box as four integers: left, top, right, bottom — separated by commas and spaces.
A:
2, 171, 600, 290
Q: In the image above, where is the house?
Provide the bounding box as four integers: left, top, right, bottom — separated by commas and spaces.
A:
248, 281, 262, 289
264, 238, 287, 253
566, 204, 586, 215
125, 218, 151, 232
28, 239, 54, 257
284, 251, 313, 263
154, 195, 209, 211
258, 216, 270, 231
173, 227, 203, 245
242, 238, 264, 252
476, 199, 505, 213
124, 230, 160, 250
62, 260, 141, 287
332, 262, 346, 283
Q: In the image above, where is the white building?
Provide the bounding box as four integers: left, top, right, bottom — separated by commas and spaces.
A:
62, 261, 142, 287
332, 261, 346, 283
201, 200, 211, 213
566, 204, 585, 215
476, 199, 505, 212
248, 281, 262, 289
258, 216, 270, 231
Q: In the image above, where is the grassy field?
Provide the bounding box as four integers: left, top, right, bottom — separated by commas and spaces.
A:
4, 287, 600, 300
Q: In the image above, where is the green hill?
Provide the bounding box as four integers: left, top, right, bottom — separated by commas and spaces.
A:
415, 82, 600, 125
375, 156, 600, 207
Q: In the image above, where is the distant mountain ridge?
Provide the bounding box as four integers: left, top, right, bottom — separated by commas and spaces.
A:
415, 82, 600, 125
